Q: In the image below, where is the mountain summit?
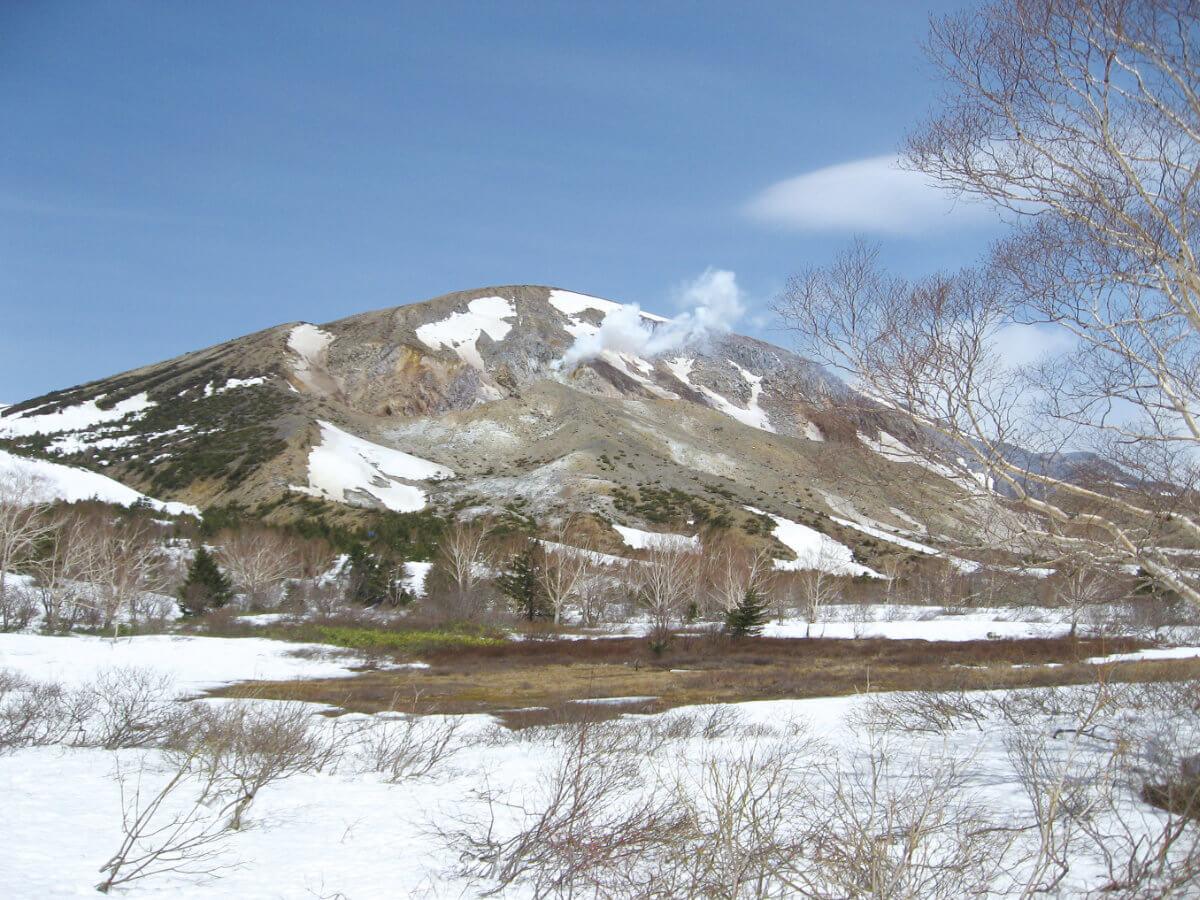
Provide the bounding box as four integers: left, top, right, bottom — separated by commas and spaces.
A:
0, 285, 987, 557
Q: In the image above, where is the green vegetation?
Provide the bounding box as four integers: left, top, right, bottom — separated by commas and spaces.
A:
612, 484, 732, 529
178, 546, 233, 616
311, 625, 506, 656
725, 588, 767, 638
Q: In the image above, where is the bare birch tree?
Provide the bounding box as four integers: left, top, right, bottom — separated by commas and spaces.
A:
213, 527, 303, 609
635, 540, 700, 639
431, 519, 494, 620
0, 471, 54, 631
700, 530, 773, 617
775, 0, 1200, 605
538, 519, 596, 626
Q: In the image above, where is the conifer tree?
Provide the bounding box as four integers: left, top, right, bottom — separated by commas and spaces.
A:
178, 545, 233, 616
498, 540, 548, 621
347, 545, 390, 607
725, 587, 766, 638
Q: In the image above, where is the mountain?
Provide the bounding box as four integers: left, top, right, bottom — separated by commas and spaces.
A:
0, 285, 1005, 562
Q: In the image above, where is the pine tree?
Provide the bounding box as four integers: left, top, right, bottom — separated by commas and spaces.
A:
347, 545, 391, 607
725, 587, 767, 638
178, 546, 233, 616
498, 541, 548, 621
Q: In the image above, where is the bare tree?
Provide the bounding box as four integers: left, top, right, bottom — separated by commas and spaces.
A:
700, 530, 773, 617
634, 540, 700, 639
794, 548, 845, 638
31, 511, 101, 632
775, 0, 1200, 606
96, 754, 232, 894
1054, 557, 1120, 637
538, 519, 597, 626
214, 527, 304, 609
83, 518, 170, 632
0, 471, 54, 631
430, 520, 494, 621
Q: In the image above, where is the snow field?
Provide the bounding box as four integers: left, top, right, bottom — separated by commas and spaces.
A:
612, 523, 700, 552
415, 296, 517, 369
747, 507, 880, 578
0, 393, 156, 438
0, 653, 1185, 897
0, 449, 199, 517
291, 420, 453, 513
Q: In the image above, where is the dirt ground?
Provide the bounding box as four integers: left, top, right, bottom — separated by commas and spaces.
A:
206, 634, 1200, 727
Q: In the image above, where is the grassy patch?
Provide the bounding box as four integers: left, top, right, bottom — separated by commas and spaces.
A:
310, 625, 506, 656
206, 633, 1200, 726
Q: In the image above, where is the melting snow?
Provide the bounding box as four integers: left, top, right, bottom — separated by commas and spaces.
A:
613, 524, 699, 552
0, 450, 198, 516
666, 357, 774, 433
0, 393, 154, 438
747, 507, 879, 577
291, 421, 453, 513
548, 288, 669, 329
402, 561, 434, 597
203, 376, 268, 397
415, 296, 517, 369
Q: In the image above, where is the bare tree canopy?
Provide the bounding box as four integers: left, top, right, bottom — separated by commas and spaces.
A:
776, 0, 1200, 604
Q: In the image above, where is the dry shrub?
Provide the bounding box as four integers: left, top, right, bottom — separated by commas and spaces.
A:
447, 716, 687, 896
96, 754, 234, 894
163, 700, 339, 829
79, 668, 177, 750
357, 702, 464, 782
853, 685, 989, 736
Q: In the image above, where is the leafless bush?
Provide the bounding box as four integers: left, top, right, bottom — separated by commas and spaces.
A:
357, 709, 464, 781
290, 579, 346, 617
0, 670, 93, 751
76, 668, 177, 750
163, 700, 339, 829
656, 740, 817, 898
854, 687, 989, 736
0, 584, 36, 632
798, 739, 1014, 899
96, 754, 233, 893
446, 717, 686, 896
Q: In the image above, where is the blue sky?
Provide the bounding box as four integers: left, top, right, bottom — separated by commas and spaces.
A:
1, 0, 995, 401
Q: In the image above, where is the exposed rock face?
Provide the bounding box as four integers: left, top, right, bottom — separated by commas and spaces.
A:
0, 284, 995, 553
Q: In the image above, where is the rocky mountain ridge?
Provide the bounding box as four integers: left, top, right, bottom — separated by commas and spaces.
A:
0, 285, 1009, 565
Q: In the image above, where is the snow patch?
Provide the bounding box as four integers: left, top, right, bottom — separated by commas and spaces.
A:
286, 323, 340, 397
613, 524, 699, 552
0, 450, 198, 516
0, 393, 154, 438
415, 296, 517, 369
747, 507, 879, 577
291, 421, 453, 513
203, 376, 268, 397
0, 633, 364, 693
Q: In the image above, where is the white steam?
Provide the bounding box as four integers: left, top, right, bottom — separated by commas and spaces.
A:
555, 268, 745, 371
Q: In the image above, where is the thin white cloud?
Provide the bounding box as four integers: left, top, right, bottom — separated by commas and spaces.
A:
744, 154, 997, 236
991, 322, 1077, 370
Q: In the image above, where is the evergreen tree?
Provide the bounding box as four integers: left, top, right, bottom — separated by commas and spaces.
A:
725, 587, 767, 638
347, 545, 391, 607
498, 541, 548, 621
178, 546, 233, 616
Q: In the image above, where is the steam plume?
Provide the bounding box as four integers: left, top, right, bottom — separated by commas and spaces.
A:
555, 268, 745, 371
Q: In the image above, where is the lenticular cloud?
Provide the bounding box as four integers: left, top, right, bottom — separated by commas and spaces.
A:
556, 268, 746, 371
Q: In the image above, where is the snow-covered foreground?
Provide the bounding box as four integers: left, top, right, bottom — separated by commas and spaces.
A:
0, 633, 364, 694
1, 631, 1197, 896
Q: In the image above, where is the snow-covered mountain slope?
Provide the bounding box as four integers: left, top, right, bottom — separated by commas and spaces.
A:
0, 284, 1010, 562
0, 450, 197, 516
